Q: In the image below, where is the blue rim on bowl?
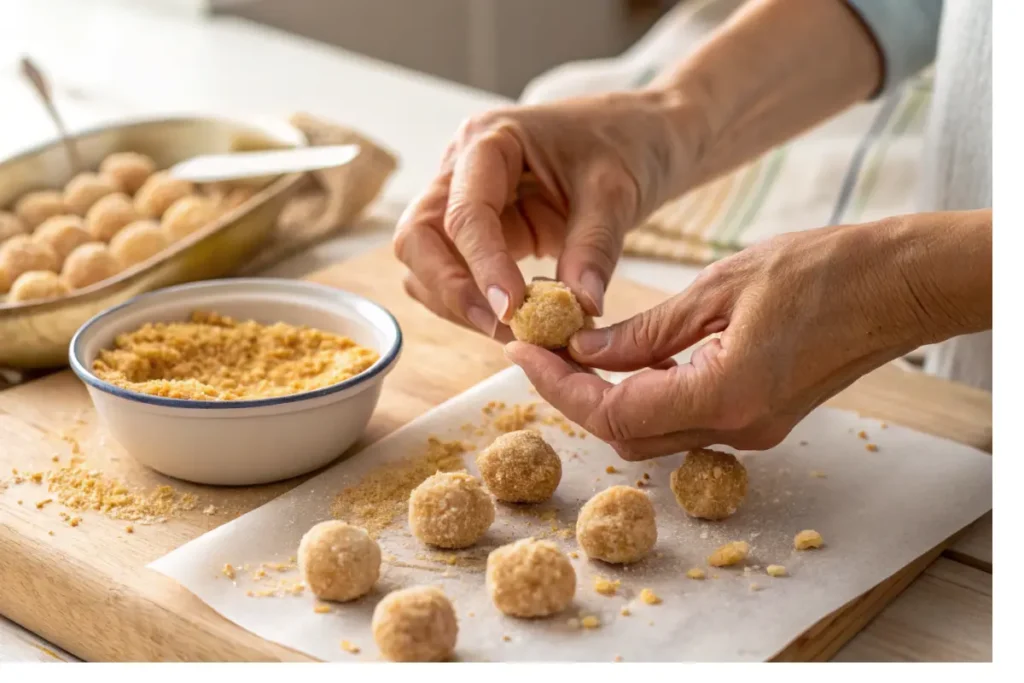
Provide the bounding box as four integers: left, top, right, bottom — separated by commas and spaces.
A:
68, 279, 403, 410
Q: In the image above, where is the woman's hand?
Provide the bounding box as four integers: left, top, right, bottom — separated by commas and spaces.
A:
505, 211, 992, 460
393, 90, 702, 339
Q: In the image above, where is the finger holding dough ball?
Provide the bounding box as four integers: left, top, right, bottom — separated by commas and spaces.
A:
161, 195, 219, 242
0, 236, 59, 293
7, 270, 68, 303
477, 430, 561, 503
486, 538, 576, 617
0, 211, 27, 242
100, 152, 157, 195
63, 172, 119, 215
85, 193, 138, 242
371, 586, 458, 662
298, 520, 380, 602
510, 279, 590, 349
134, 172, 194, 219
669, 448, 748, 520
109, 220, 169, 268
409, 472, 494, 549
14, 190, 67, 230
62, 242, 121, 290
576, 485, 657, 564
33, 216, 91, 266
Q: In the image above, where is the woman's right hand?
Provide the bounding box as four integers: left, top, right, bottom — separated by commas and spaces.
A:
393, 88, 702, 339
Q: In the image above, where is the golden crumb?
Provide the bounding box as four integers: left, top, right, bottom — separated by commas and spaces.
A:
467, 611, 475, 618
35, 498, 53, 509
11, 468, 17, 475
313, 604, 331, 614
881, 423, 888, 429
492, 403, 540, 433
866, 443, 879, 452
686, 568, 706, 580
614, 655, 623, 662
857, 430, 868, 440
707, 541, 749, 567
16, 500, 23, 505
794, 530, 824, 550
29, 472, 43, 484
568, 551, 579, 559
203, 505, 218, 515
642, 472, 650, 480
605, 465, 617, 474
639, 588, 662, 605
620, 606, 631, 617
766, 565, 787, 577
749, 583, 762, 592
593, 576, 621, 596
47, 530, 54, 536
45, 464, 197, 522
222, 564, 236, 580
635, 479, 645, 487
68, 516, 81, 527
340, 640, 360, 655
124, 524, 134, 533
809, 470, 827, 479
51, 455, 59, 463
502, 635, 511, 642
581, 615, 601, 629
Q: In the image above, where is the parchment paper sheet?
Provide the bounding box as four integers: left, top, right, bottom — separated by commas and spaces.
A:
150, 367, 992, 662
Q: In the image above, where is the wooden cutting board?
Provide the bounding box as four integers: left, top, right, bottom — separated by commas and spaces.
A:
0, 246, 992, 662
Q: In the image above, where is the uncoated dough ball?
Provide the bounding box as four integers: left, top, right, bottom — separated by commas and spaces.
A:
109, 220, 169, 268
161, 195, 219, 242
62, 242, 120, 290
7, 270, 69, 303
33, 215, 91, 266
14, 190, 67, 229
510, 279, 588, 349
486, 538, 576, 617
576, 485, 657, 564
63, 172, 119, 215
85, 193, 138, 242
100, 152, 157, 194
298, 520, 381, 602
408, 472, 495, 548
0, 211, 27, 242
669, 448, 748, 521
477, 430, 562, 503
371, 586, 458, 662
0, 236, 59, 294
134, 172, 194, 219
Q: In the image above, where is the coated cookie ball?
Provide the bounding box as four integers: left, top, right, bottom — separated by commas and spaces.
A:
62, 242, 120, 290
134, 172, 194, 219
161, 195, 218, 242
100, 152, 157, 194
510, 279, 588, 349
109, 220, 169, 268
7, 270, 68, 303
0, 211, 27, 242
669, 448, 748, 521
371, 586, 458, 662
477, 430, 562, 503
33, 215, 91, 266
14, 190, 67, 229
63, 172, 119, 215
85, 193, 138, 242
486, 538, 576, 617
408, 472, 495, 549
576, 485, 657, 564
297, 520, 380, 602
0, 236, 59, 293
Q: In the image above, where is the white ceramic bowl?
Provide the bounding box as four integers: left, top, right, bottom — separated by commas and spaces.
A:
69, 279, 402, 486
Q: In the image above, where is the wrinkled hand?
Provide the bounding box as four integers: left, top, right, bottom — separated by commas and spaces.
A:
505, 222, 930, 460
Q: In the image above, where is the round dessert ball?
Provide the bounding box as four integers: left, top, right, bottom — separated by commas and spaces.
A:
576, 485, 657, 564
62, 242, 120, 290
85, 193, 138, 242
486, 538, 576, 617
63, 172, 119, 215
0, 236, 59, 293
161, 195, 219, 242
14, 190, 67, 229
477, 430, 562, 503
298, 520, 380, 602
109, 219, 169, 268
510, 279, 589, 349
0, 211, 27, 242
134, 172, 194, 219
371, 586, 458, 662
33, 215, 91, 266
408, 472, 495, 549
669, 448, 748, 521
7, 270, 69, 303
100, 152, 157, 194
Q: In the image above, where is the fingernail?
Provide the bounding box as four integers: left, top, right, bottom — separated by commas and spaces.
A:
570, 327, 611, 356
467, 306, 497, 337
580, 269, 605, 316
487, 286, 510, 321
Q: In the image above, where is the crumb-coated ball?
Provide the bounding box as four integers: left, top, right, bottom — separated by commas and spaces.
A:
7, 270, 68, 303
33, 215, 91, 266
372, 586, 458, 662
0, 236, 59, 293
100, 152, 157, 194
85, 193, 138, 242
510, 279, 589, 349
133, 172, 194, 219
486, 538, 576, 618
409, 472, 495, 549
62, 242, 120, 290
576, 485, 657, 564
298, 520, 380, 602
669, 448, 748, 521
14, 190, 67, 229
109, 219, 169, 268
63, 172, 119, 215
477, 430, 562, 503
0, 211, 27, 242
160, 195, 218, 242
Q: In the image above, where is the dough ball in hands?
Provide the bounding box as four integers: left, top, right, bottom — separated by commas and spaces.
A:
133, 172, 194, 219
161, 195, 219, 242
576, 485, 657, 564
109, 220, 169, 268
100, 152, 157, 194
0, 211, 27, 242
510, 279, 590, 348
298, 520, 380, 602
63, 172, 119, 215
7, 270, 68, 303
33, 216, 91, 266
85, 193, 138, 242
408, 472, 494, 549
14, 190, 67, 229
486, 538, 576, 617
477, 430, 561, 503
371, 586, 458, 662
670, 448, 748, 520
0, 236, 59, 293
62, 242, 121, 290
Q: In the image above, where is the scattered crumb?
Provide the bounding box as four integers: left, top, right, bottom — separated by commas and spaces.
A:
569, 551, 579, 559
35, 498, 53, 509
881, 423, 888, 429
467, 611, 475, 618
620, 607, 631, 617
124, 524, 134, 534
749, 583, 762, 592
581, 615, 601, 629
707, 541, 749, 567
222, 563, 236, 580
635, 479, 645, 487
29, 472, 43, 484
857, 430, 868, 440
648, 621, 654, 626
16, 500, 22, 506
313, 603, 331, 614
203, 505, 218, 515
614, 655, 623, 662
799, 440, 808, 446
794, 530, 824, 550
502, 635, 511, 642
51, 455, 59, 463
340, 640, 360, 655
642, 472, 650, 481
766, 565, 787, 577
809, 470, 827, 479
68, 516, 81, 527
605, 465, 617, 474
594, 576, 621, 596
686, 568, 706, 580
47, 530, 54, 536
699, 530, 709, 540
639, 588, 661, 605
866, 443, 879, 452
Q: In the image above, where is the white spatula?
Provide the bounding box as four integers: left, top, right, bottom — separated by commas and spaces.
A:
167, 144, 361, 183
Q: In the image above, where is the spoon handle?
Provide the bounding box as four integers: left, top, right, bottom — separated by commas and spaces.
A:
20, 56, 83, 174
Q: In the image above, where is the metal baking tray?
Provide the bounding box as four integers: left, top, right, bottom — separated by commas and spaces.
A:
0, 115, 307, 369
